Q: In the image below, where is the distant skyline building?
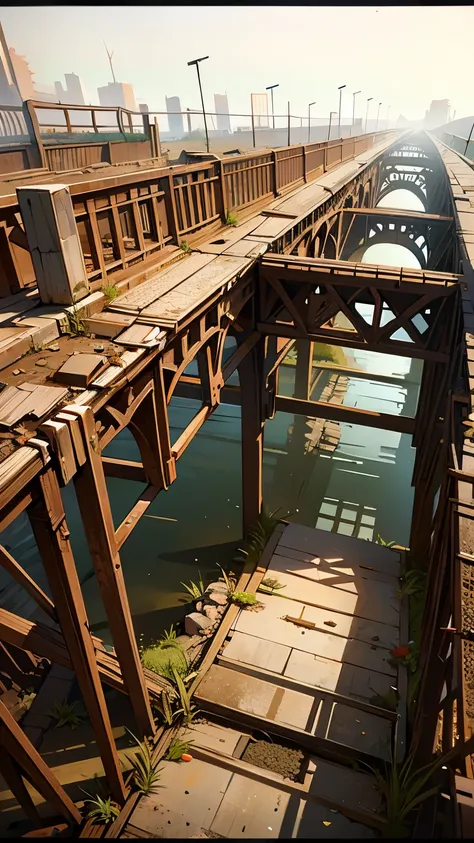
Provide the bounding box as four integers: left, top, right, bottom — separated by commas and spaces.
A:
424, 99, 449, 130
165, 96, 184, 137
55, 72, 87, 105
98, 81, 137, 111
214, 93, 231, 133
250, 93, 269, 128
8, 47, 32, 101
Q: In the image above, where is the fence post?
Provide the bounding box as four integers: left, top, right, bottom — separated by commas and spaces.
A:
465, 122, 474, 158
165, 172, 180, 245
287, 101, 291, 147
303, 145, 307, 183
273, 149, 279, 196
22, 100, 47, 170
251, 112, 256, 148
219, 159, 228, 220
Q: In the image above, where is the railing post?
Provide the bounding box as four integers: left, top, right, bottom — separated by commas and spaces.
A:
219, 158, 228, 220
22, 100, 47, 170
303, 145, 307, 183
273, 149, 279, 196
165, 172, 180, 244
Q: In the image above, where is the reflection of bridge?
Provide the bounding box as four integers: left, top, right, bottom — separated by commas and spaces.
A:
0, 125, 473, 830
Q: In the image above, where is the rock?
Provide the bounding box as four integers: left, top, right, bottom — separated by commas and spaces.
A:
35, 359, 48, 367
205, 581, 228, 595
184, 612, 212, 636
195, 601, 203, 612
207, 591, 227, 606
203, 605, 218, 622
12, 369, 21, 376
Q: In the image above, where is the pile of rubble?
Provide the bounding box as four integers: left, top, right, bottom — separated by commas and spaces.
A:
184, 580, 229, 639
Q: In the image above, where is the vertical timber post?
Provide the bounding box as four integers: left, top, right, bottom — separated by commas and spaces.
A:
72, 407, 155, 739
29, 468, 127, 805
294, 340, 313, 400
238, 337, 266, 535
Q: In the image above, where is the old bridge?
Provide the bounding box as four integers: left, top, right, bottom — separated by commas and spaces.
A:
0, 106, 472, 836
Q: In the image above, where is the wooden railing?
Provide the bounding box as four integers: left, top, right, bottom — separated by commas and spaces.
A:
0, 129, 396, 296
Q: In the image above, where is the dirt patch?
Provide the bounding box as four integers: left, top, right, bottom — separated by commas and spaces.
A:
242, 739, 304, 780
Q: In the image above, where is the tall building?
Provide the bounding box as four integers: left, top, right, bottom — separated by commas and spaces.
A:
214, 93, 231, 133
424, 99, 450, 130
55, 73, 87, 105
97, 82, 137, 111
165, 96, 184, 137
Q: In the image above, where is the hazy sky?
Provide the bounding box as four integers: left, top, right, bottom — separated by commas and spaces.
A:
2, 5, 473, 121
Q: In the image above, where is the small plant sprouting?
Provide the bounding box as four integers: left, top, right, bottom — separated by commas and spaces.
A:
179, 240, 192, 253
216, 563, 236, 596
397, 568, 426, 600
231, 591, 258, 607
225, 210, 238, 226
160, 624, 178, 644
68, 306, 86, 336
260, 577, 287, 595
172, 666, 199, 725
375, 534, 396, 548
181, 574, 206, 600
82, 793, 120, 826
124, 728, 162, 796
49, 699, 85, 730
102, 283, 119, 303
167, 737, 194, 761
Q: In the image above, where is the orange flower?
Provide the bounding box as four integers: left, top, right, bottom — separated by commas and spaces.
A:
391, 645, 410, 658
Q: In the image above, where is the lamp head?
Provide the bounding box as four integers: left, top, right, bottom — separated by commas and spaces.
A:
187, 56, 209, 66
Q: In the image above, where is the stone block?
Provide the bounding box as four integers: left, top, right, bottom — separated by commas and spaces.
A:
185, 612, 213, 636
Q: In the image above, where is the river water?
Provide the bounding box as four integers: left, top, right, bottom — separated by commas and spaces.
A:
0, 188, 426, 646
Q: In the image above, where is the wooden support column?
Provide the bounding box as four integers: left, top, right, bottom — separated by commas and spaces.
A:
0, 700, 81, 826
293, 339, 313, 400
0, 752, 41, 827
238, 337, 266, 534
29, 468, 127, 805
72, 407, 155, 739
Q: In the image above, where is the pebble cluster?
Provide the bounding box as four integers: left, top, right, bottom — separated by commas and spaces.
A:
184, 581, 229, 639
242, 739, 304, 780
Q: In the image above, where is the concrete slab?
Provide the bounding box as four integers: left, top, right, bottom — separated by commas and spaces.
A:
223, 632, 291, 673
274, 542, 400, 586
306, 756, 382, 814
278, 523, 401, 576
182, 722, 244, 756
210, 774, 291, 838
293, 799, 376, 838
322, 702, 391, 761
129, 758, 232, 837
284, 649, 395, 703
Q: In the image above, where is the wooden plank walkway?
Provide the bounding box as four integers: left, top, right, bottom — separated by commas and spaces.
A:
124, 523, 406, 839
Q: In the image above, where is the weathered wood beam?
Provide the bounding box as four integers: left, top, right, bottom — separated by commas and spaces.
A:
115, 485, 160, 551
102, 456, 146, 484
275, 394, 416, 434
0, 700, 81, 826
71, 406, 155, 739
0, 752, 42, 827
171, 405, 209, 460
0, 448, 43, 512
238, 339, 265, 532
29, 468, 127, 805
221, 330, 260, 382
0, 489, 34, 534
257, 321, 449, 362
0, 544, 56, 622
293, 340, 313, 400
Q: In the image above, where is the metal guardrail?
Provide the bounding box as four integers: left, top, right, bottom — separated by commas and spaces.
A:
434, 128, 474, 163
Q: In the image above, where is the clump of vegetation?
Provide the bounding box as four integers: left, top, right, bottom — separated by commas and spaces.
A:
259, 577, 287, 595
397, 568, 426, 600
181, 573, 206, 599
370, 687, 399, 712
231, 591, 258, 607
83, 793, 120, 826
160, 624, 178, 643
167, 736, 193, 761
124, 729, 162, 796
102, 283, 119, 303
360, 753, 442, 838
67, 305, 86, 336
235, 507, 281, 570
49, 699, 85, 730
141, 639, 190, 682
225, 210, 238, 226
172, 666, 199, 725
179, 240, 192, 253
312, 342, 347, 367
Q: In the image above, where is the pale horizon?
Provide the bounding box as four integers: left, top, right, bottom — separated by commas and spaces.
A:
1, 5, 473, 123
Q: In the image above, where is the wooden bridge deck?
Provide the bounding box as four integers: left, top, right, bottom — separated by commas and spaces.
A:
124, 523, 406, 839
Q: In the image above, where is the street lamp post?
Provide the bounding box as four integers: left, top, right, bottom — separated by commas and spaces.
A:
365, 97, 373, 134
328, 111, 337, 142
337, 84, 346, 137
352, 90, 361, 134
266, 84, 279, 130
187, 55, 210, 153
308, 101, 316, 143
375, 101, 382, 133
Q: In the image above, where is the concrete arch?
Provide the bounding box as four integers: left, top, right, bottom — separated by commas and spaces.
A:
348, 230, 426, 268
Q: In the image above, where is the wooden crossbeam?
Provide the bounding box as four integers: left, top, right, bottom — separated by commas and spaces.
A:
275, 394, 415, 434
343, 206, 452, 223
115, 485, 160, 551
0, 544, 56, 622
102, 456, 146, 484
0, 700, 81, 826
